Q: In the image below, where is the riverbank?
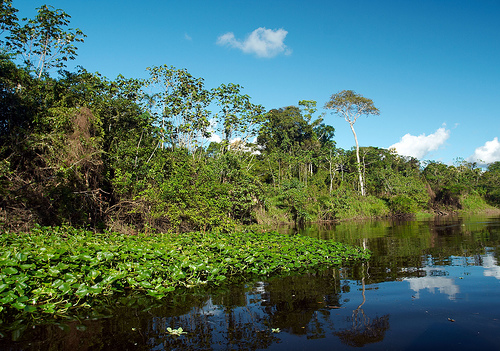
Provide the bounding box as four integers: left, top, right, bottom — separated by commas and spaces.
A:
0, 226, 369, 321
252, 192, 500, 228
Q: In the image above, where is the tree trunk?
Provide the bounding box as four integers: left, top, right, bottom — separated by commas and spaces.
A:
349, 123, 365, 196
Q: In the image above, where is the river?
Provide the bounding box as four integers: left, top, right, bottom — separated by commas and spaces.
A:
3, 214, 500, 350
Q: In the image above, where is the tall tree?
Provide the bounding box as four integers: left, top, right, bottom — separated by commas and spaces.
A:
324, 90, 379, 196
6, 4, 86, 79
211, 83, 265, 153
146, 65, 211, 152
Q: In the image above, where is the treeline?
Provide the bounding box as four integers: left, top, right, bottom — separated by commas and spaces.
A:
1, 2, 499, 233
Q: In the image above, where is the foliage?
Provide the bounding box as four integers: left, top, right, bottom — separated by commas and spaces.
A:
459, 193, 497, 214
0, 226, 370, 320
478, 162, 500, 205
4, 4, 86, 78
211, 82, 266, 146
0, 1, 498, 234
146, 65, 211, 151
0, 0, 18, 47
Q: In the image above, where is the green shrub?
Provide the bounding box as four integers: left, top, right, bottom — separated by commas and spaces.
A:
388, 194, 419, 214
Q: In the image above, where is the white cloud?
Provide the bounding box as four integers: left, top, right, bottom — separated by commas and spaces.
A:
467, 137, 500, 165
216, 27, 291, 58
208, 133, 221, 143
184, 33, 192, 41
389, 126, 450, 159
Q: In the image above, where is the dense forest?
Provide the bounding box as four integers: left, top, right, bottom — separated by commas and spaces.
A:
1, 2, 499, 234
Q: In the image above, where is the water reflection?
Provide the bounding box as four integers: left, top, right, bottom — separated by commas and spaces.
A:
335, 264, 390, 347
404, 266, 460, 299
3, 215, 500, 350
483, 250, 500, 279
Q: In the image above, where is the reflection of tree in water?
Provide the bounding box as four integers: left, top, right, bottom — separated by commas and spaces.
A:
336, 260, 390, 347
146, 306, 280, 350
261, 268, 342, 336
336, 310, 390, 347
145, 285, 279, 350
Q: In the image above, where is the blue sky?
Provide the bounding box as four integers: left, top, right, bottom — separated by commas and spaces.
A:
14, 0, 500, 165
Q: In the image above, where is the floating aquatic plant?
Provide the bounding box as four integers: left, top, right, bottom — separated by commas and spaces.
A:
0, 225, 370, 319
166, 327, 187, 336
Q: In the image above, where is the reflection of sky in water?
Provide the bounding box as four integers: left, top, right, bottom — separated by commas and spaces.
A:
483, 251, 500, 279
404, 267, 459, 299
404, 249, 500, 300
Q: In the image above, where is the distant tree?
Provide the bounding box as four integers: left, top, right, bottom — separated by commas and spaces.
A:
258, 106, 316, 154
6, 4, 86, 79
325, 90, 379, 196
478, 161, 500, 205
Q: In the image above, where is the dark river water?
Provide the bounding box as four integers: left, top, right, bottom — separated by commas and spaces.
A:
3, 215, 500, 350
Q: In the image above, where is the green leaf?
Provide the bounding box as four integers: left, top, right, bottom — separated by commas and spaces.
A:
75, 284, 89, 298
48, 267, 61, 276
0, 283, 10, 293
12, 301, 26, 310
0, 293, 17, 304
24, 305, 37, 313
3, 267, 18, 275
58, 282, 71, 295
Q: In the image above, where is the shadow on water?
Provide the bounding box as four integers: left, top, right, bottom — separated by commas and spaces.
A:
2, 214, 500, 350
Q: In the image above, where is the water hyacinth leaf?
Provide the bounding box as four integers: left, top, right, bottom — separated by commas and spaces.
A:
41, 303, 56, 314
48, 267, 61, 276
103, 252, 114, 260
1, 293, 17, 304
32, 287, 57, 296
24, 305, 37, 313
90, 270, 101, 280
32, 269, 46, 278
15, 281, 27, 295
139, 281, 153, 289
3, 267, 18, 275
0, 283, 10, 293
56, 262, 70, 270
58, 282, 71, 295
78, 254, 93, 262
52, 279, 64, 288
20, 263, 36, 270
15, 253, 28, 262
88, 285, 103, 294
101, 272, 125, 285
75, 284, 90, 298
64, 273, 78, 284
12, 301, 26, 310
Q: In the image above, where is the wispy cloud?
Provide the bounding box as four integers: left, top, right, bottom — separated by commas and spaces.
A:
216, 27, 291, 58
467, 137, 500, 165
389, 126, 450, 159
184, 33, 192, 41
